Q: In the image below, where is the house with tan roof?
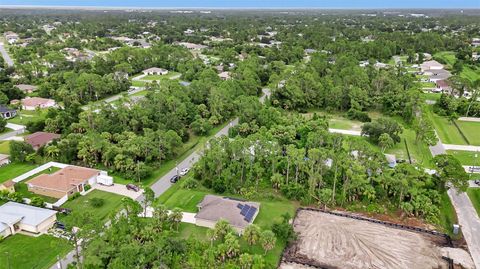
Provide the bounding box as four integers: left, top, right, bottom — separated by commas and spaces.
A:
15, 84, 38, 94
0, 180, 15, 193
25, 132, 60, 150
27, 166, 101, 199
195, 195, 260, 233
21, 97, 56, 110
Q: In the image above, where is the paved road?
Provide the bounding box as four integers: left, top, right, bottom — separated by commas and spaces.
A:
443, 144, 480, 152
0, 123, 25, 141
0, 42, 14, 67
148, 89, 270, 198
430, 140, 447, 156
458, 117, 480, 123
448, 188, 480, 269
149, 118, 239, 198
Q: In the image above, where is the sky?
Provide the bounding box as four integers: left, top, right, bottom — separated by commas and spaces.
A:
0, 0, 479, 9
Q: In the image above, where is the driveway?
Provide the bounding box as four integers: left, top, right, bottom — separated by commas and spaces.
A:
430, 141, 447, 156
443, 144, 480, 152
447, 188, 480, 269
0, 42, 14, 67
458, 117, 480, 123
94, 183, 144, 200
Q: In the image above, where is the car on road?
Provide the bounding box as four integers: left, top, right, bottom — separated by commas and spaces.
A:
180, 168, 190, 176
170, 175, 180, 183
126, 183, 140, 192
475, 180, 480, 186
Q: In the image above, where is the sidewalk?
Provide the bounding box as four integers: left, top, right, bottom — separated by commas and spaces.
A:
443, 144, 480, 152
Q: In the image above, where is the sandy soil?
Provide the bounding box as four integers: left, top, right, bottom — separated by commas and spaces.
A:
286, 210, 448, 269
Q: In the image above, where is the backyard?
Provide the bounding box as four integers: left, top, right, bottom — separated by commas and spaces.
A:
58, 190, 124, 226
0, 234, 72, 269
0, 162, 38, 183
0, 140, 9, 154
455, 120, 480, 146
428, 110, 467, 145
447, 150, 479, 166
7, 109, 47, 125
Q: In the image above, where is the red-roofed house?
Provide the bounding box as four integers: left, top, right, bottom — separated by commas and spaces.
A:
21, 97, 56, 111
434, 80, 451, 93
25, 132, 60, 150
27, 166, 101, 198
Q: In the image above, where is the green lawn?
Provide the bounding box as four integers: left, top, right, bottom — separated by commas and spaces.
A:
58, 190, 124, 227
131, 80, 147, 87
467, 188, 480, 217
8, 109, 47, 125
460, 65, 480, 83
447, 150, 479, 166
301, 110, 363, 131
423, 93, 442, 101
0, 140, 9, 154
418, 82, 436, 88
0, 162, 38, 183
438, 191, 460, 239
455, 120, 480, 146
428, 110, 467, 145
434, 51, 456, 68
0, 234, 72, 269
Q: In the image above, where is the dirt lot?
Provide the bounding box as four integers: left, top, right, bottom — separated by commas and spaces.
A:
282, 210, 449, 269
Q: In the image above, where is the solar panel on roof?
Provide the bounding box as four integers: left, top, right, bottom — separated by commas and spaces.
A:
240, 204, 250, 216
244, 207, 257, 222
237, 203, 244, 209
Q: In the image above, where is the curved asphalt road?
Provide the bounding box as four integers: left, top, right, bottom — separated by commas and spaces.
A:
0, 42, 14, 67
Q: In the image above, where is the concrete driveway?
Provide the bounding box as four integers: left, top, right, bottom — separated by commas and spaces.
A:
94, 183, 143, 200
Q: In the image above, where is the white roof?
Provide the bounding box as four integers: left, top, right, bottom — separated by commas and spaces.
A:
0, 202, 56, 227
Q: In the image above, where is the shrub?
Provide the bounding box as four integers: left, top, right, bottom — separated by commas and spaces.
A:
179, 177, 198, 189
90, 197, 105, 208
68, 192, 81, 201
347, 109, 371, 122
84, 184, 92, 191
30, 196, 45, 207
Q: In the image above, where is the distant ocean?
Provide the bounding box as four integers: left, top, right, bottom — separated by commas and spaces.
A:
0, 0, 479, 9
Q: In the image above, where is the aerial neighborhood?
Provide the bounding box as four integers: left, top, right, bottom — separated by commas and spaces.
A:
0, 4, 479, 269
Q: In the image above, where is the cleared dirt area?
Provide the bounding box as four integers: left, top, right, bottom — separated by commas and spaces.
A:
283, 210, 449, 269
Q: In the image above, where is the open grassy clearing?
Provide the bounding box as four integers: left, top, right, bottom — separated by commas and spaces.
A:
0, 162, 39, 183
433, 51, 456, 68
455, 120, 480, 146
301, 110, 363, 131
423, 93, 442, 101
467, 188, 480, 217
428, 109, 467, 145
460, 65, 480, 83
0, 140, 10, 154
58, 190, 124, 227
447, 150, 479, 166
0, 234, 72, 269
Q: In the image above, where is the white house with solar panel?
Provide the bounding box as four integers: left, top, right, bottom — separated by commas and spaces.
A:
195, 195, 260, 234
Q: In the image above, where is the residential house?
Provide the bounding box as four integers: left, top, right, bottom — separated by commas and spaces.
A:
218, 71, 231, 81
15, 84, 38, 94
434, 80, 451, 93
0, 202, 57, 237
420, 60, 444, 72
4, 31, 19, 44
472, 38, 480, 48
195, 195, 260, 234
0, 180, 15, 193
177, 42, 208, 50
0, 105, 17, 119
21, 97, 56, 110
427, 69, 452, 83
27, 166, 102, 199
142, 67, 169, 76
25, 132, 60, 150
0, 154, 10, 167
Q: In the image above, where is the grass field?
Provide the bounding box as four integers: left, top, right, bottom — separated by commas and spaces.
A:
460, 65, 480, 83
0, 140, 9, 154
58, 190, 124, 227
447, 150, 479, 166
467, 188, 480, 217
428, 110, 467, 145
0, 234, 72, 269
438, 191, 460, 238
433, 51, 456, 68
0, 162, 38, 183
8, 109, 47, 125
423, 93, 442, 101
301, 110, 363, 131
455, 120, 480, 146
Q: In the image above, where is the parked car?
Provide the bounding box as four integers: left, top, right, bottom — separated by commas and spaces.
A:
170, 175, 180, 183
475, 180, 480, 186
126, 183, 140, 192
180, 168, 190, 176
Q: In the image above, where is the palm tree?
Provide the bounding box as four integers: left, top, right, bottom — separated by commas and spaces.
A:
169, 208, 183, 231
242, 224, 261, 249
260, 230, 276, 255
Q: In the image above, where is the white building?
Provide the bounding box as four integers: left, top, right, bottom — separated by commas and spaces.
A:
142, 67, 169, 76
0, 202, 57, 237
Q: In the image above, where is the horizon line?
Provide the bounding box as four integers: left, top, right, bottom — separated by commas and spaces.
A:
0, 5, 478, 10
